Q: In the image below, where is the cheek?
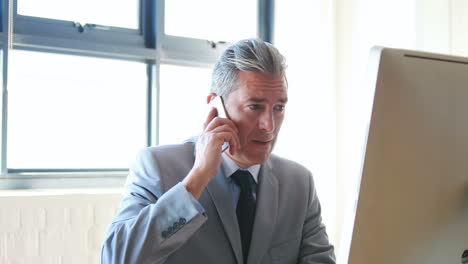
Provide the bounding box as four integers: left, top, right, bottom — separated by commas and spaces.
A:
232, 114, 256, 134
237, 122, 256, 141
275, 115, 285, 131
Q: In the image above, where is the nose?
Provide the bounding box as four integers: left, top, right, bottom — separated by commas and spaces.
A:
258, 110, 275, 133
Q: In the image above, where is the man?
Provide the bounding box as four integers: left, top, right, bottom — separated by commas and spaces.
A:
102, 38, 335, 264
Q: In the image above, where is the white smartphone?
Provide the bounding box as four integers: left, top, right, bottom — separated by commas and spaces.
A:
208, 96, 230, 152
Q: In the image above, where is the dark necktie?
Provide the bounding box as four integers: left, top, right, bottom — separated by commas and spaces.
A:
231, 170, 256, 263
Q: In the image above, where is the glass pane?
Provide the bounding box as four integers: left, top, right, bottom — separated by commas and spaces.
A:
18, 0, 139, 29
165, 0, 257, 42
7, 50, 147, 169
159, 64, 212, 145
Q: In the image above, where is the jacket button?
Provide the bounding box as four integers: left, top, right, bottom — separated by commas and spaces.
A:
168, 226, 174, 233
173, 222, 179, 229
179, 218, 186, 225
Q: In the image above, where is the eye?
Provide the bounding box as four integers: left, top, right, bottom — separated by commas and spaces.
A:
248, 104, 262, 110
274, 105, 285, 111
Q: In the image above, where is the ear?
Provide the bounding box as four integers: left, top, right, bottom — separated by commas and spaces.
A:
207, 93, 218, 104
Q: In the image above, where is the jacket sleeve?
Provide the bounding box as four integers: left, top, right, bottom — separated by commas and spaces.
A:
101, 148, 207, 264
298, 172, 336, 264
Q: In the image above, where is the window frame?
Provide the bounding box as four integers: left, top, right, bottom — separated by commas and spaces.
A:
0, 0, 274, 189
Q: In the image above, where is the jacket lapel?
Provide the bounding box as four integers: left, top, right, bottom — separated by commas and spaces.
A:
206, 169, 243, 264
247, 159, 278, 264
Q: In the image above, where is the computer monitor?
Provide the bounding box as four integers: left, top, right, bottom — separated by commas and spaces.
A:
340, 47, 468, 264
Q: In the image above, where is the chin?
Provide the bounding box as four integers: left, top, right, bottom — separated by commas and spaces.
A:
232, 141, 276, 166
245, 152, 271, 166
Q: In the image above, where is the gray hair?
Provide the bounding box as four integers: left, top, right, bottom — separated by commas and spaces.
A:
210, 38, 287, 98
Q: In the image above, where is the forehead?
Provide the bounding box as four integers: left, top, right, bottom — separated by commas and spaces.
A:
234, 71, 287, 99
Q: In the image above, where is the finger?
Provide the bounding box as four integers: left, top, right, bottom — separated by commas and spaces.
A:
203, 116, 240, 153
209, 125, 240, 153
223, 121, 240, 153
210, 123, 238, 136
205, 117, 239, 135
214, 131, 239, 151
203, 107, 219, 129
228, 129, 241, 155
228, 136, 239, 155
221, 128, 241, 155
223, 121, 240, 154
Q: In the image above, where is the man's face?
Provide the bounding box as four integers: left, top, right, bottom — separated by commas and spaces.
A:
224, 71, 287, 168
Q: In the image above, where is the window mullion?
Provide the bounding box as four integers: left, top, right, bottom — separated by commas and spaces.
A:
147, 63, 158, 147
258, 0, 275, 43
141, 0, 156, 49
160, 35, 228, 67
1, 0, 13, 174
12, 32, 155, 62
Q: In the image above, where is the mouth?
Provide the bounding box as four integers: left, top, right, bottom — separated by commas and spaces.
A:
252, 139, 273, 145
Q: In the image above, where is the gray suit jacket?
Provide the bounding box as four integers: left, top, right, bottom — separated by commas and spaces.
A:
102, 140, 335, 264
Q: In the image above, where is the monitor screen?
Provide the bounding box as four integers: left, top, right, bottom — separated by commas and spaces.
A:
341, 47, 468, 264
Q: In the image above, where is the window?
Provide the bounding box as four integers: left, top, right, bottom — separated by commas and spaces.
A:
0, 0, 273, 189
158, 64, 212, 145
7, 50, 147, 169
17, 0, 139, 29
165, 0, 257, 42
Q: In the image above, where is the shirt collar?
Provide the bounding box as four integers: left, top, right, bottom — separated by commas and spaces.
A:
221, 152, 260, 183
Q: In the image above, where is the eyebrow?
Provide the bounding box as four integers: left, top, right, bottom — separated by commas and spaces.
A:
247, 97, 288, 104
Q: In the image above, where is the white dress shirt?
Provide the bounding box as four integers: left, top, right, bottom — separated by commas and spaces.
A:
221, 152, 260, 207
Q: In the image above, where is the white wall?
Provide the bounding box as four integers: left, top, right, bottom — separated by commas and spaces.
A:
335, 0, 468, 259
274, 0, 337, 244
0, 190, 121, 264
335, 0, 418, 254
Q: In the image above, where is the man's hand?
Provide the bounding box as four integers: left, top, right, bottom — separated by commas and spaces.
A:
183, 107, 240, 199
